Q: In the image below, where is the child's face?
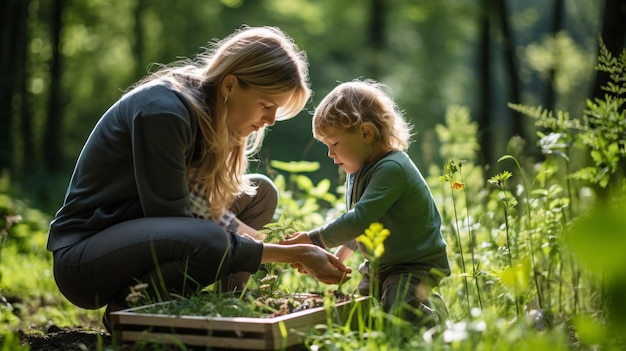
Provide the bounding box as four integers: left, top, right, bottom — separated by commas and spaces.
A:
320, 128, 373, 174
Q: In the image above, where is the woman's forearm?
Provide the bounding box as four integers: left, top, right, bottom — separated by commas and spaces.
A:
261, 243, 351, 285
260, 243, 299, 264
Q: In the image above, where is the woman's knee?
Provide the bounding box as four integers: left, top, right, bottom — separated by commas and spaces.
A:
249, 173, 278, 207
184, 220, 233, 258
152, 223, 234, 289
232, 174, 278, 228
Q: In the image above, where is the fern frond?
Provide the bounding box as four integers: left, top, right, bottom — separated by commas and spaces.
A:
507, 103, 552, 120
507, 103, 576, 131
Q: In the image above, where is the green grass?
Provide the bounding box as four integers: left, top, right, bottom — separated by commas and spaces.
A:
2, 44, 625, 349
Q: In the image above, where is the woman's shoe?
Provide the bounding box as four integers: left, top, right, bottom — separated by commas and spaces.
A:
102, 303, 125, 334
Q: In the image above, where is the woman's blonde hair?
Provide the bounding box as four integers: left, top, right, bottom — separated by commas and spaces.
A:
313, 79, 412, 152
133, 26, 311, 220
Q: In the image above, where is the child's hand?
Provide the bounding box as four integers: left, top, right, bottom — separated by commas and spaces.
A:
279, 232, 313, 245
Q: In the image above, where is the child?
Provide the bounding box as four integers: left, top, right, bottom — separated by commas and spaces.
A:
281, 79, 451, 326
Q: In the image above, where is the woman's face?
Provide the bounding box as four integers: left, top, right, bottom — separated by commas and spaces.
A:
223, 76, 293, 137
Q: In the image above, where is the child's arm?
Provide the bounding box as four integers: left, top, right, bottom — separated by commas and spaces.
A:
281, 234, 357, 263
334, 245, 354, 263
280, 232, 314, 245
233, 217, 266, 241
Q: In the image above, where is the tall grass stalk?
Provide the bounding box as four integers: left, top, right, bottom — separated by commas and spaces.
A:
440, 160, 471, 314
355, 222, 388, 331
498, 155, 544, 311
536, 130, 575, 315
457, 162, 483, 310
488, 170, 521, 319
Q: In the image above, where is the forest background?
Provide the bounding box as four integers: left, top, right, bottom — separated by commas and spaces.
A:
2, 0, 624, 215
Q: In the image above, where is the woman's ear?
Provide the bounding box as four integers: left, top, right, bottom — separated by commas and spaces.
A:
361, 123, 377, 143
221, 74, 238, 98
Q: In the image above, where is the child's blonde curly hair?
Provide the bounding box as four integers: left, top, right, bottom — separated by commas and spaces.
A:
312, 79, 412, 152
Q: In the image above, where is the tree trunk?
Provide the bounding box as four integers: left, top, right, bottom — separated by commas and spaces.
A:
17, 0, 34, 173
544, 0, 564, 111
133, 0, 146, 80
477, 0, 493, 167
367, 0, 386, 79
494, 0, 523, 138
0, 0, 29, 173
43, 0, 64, 172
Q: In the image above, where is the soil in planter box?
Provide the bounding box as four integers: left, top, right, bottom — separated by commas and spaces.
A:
136, 290, 353, 319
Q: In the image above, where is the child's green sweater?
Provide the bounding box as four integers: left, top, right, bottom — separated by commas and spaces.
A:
309, 151, 450, 275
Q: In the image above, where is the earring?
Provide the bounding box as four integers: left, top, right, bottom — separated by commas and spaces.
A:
223, 96, 228, 105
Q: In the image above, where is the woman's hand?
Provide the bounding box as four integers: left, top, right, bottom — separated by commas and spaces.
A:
295, 245, 352, 284
279, 232, 312, 245
261, 243, 351, 285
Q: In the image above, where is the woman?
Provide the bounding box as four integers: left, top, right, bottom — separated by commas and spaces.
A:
47, 26, 350, 333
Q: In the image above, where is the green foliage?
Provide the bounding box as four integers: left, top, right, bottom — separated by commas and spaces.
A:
137, 289, 351, 321
0, 302, 21, 333
0, 190, 104, 336
507, 104, 581, 132
435, 106, 480, 162
0, 2, 619, 348
575, 90, 625, 188
270, 159, 341, 230
432, 107, 486, 316
0, 332, 30, 351
494, 45, 626, 349
254, 216, 301, 294
510, 42, 626, 191
140, 291, 261, 318
7, 0, 605, 214
524, 32, 596, 101
0, 193, 53, 295
566, 191, 626, 346
429, 105, 486, 223
355, 222, 389, 259
566, 198, 626, 273
3, 65, 626, 348
426, 66, 624, 349
258, 215, 299, 243
1, 127, 624, 350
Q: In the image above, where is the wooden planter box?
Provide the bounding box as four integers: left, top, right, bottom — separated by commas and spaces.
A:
110, 296, 369, 350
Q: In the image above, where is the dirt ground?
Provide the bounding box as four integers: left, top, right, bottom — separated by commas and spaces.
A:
20, 324, 309, 351
21, 325, 113, 351
20, 325, 218, 351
